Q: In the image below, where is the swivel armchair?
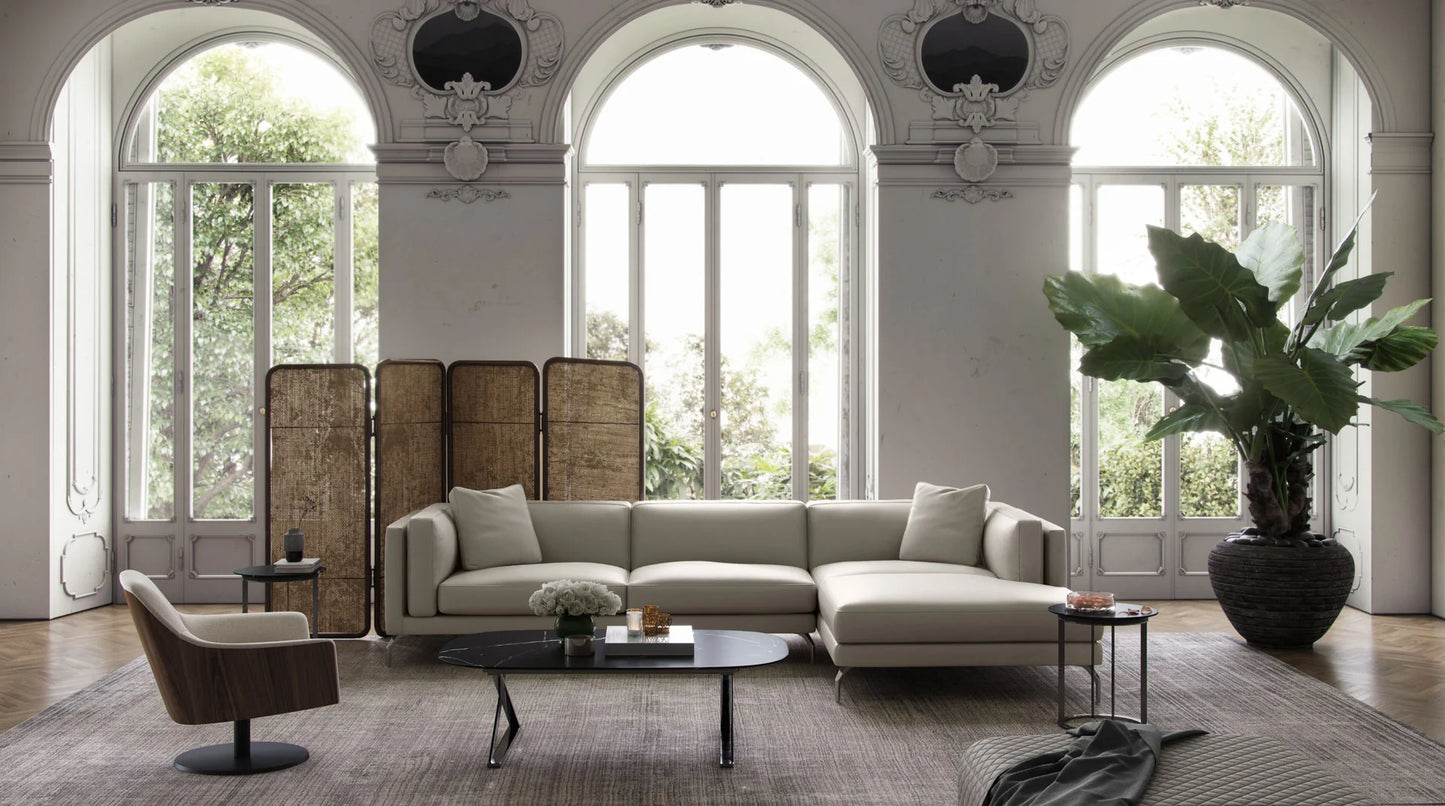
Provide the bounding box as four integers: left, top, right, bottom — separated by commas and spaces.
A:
119, 569, 340, 774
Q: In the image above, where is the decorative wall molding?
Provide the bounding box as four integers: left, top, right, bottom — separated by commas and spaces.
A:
1199, 0, 1249, 7
931, 186, 1013, 204
879, 0, 1068, 135
427, 185, 512, 203
60, 533, 108, 599
1367, 131, 1433, 175
371, 0, 564, 179
184, 0, 242, 5
694, 0, 738, 6
953, 136, 997, 182
124, 534, 177, 580
0, 142, 53, 184
188, 534, 254, 580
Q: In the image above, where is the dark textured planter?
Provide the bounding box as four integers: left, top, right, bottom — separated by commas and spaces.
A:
1208, 539, 1355, 648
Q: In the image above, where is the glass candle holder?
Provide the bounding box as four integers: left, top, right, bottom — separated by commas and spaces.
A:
626, 608, 643, 634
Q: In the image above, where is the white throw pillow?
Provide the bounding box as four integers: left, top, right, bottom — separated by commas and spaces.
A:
449, 484, 542, 570
898, 481, 990, 566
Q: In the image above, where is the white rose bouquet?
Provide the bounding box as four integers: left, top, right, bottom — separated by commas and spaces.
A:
528, 579, 622, 617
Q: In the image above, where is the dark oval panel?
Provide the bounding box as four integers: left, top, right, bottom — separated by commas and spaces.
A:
412, 9, 523, 92
920, 12, 1029, 95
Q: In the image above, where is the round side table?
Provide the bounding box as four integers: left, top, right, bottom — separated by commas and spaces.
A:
235, 564, 325, 637
1050, 602, 1159, 728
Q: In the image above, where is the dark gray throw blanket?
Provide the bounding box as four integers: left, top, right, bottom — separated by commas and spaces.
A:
982, 721, 1208, 806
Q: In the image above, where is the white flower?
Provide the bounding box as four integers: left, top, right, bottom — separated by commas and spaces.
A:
528, 579, 623, 617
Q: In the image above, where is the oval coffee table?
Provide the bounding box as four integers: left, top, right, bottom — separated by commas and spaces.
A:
439, 628, 789, 768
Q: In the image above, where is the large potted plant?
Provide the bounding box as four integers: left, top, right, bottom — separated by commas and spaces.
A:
1044, 209, 1442, 647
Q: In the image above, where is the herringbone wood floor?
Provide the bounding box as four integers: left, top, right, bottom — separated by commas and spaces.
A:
3, 601, 1443, 741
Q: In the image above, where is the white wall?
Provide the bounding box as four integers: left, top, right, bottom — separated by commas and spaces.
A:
0, 0, 1435, 616
1434, 1, 1445, 618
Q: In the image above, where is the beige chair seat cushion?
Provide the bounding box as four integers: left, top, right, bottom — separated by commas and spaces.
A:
438, 562, 628, 616
811, 560, 996, 585
628, 561, 816, 614
818, 573, 1075, 644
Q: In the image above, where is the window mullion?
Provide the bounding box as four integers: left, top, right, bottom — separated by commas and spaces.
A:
252, 180, 272, 531
792, 176, 808, 501
175, 178, 194, 522
704, 175, 722, 499
629, 177, 642, 366
335, 182, 354, 364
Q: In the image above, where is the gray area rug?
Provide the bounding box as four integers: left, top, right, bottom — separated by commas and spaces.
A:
2, 632, 1443, 805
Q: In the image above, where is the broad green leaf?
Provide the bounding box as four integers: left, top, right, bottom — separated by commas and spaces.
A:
1235, 222, 1303, 304
1043, 272, 1211, 360
1221, 381, 1275, 436
1221, 321, 1288, 381
1302, 273, 1391, 327
1299, 199, 1370, 327
1143, 402, 1224, 441
1147, 225, 1276, 339
1360, 326, 1437, 372
1079, 337, 1191, 382
1310, 299, 1430, 359
1253, 348, 1361, 433
1362, 395, 1445, 434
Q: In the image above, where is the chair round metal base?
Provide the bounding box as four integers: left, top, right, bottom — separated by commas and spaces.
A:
1058, 713, 1145, 729
173, 741, 310, 775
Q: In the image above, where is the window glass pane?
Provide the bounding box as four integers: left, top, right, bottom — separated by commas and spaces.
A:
1072, 47, 1306, 167
587, 45, 845, 166
1181, 184, 1240, 251
642, 184, 705, 499
272, 183, 336, 364
1181, 432, 1241, 517
584, 183, 630, 362
352, 182, 380, 368
1095, 184, 1164, 517
1096, 185, 1164, 286
125, 182, 176, 520
142, 42, 374, 164
1097, 381, 1163, 517
191, 182, 255, 520
808, 184, 843, 500
720, 184, 793, 500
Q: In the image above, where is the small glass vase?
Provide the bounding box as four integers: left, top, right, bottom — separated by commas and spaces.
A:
555, 613, 595, 656
554, 613, 595, 639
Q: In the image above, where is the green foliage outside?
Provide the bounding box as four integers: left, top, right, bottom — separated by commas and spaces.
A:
136, 44, 375, 520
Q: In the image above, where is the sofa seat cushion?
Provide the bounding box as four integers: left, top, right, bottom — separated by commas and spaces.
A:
437, 562, 628, 616
628, 561, 816, 614
811, 560, 996, 585
818, 573, 1075, 644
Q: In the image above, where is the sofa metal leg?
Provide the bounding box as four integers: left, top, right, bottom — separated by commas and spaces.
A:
799, 632, 816, 664
834, 667, 851, 703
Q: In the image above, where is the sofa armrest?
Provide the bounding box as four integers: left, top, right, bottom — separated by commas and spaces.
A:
405, 503, 459, 618
382, 515, 410, 630
982, 503, 1044, 583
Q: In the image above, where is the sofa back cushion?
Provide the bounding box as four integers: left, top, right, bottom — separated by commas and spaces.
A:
806, 500, 911, 567
527, 500, 631, 568
631, 500, 807, 568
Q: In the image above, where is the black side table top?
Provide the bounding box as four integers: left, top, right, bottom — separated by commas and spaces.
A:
1049, 603, 1158, 627
235, 564, 326, 582
439, 629, 789, 673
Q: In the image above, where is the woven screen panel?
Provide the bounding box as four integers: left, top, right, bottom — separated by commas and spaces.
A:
448, 362, 539, 498
543, 359, 642, 501
375, 359, 445, 636
266, 365, 370, 637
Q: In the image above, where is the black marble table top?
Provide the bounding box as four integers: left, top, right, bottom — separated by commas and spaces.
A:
438, 629, 790, 673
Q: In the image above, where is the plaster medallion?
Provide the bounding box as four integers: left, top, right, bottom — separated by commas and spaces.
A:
444, 135, 489, 180
954, 137, 998, 182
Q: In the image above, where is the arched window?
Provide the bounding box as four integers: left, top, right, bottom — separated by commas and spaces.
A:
119, 38, 376, 600
1068, 44, 1324, 599
574, 41, 856, 501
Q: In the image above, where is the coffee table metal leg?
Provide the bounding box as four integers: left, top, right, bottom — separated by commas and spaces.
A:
719, 673, 734, 768
240, 577, 249, 614
311, 576, 320, 638
488, 673, 521, 768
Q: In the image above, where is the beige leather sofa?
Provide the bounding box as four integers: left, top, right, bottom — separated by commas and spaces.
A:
383, 498, 1100, 684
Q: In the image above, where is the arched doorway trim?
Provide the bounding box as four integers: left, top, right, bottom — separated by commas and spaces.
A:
31, 0, 392, 145
1052, 0, 1394, 145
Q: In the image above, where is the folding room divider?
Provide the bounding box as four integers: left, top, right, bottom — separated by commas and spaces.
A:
268, 357, 643, 636
264, 365, 372, 637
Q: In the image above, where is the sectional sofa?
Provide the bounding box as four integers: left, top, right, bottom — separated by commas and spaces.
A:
382, 498, 1101, 689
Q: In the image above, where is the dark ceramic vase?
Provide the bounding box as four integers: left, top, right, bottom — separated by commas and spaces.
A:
283, 528, 305, 563
1207, 538, 1355, 648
